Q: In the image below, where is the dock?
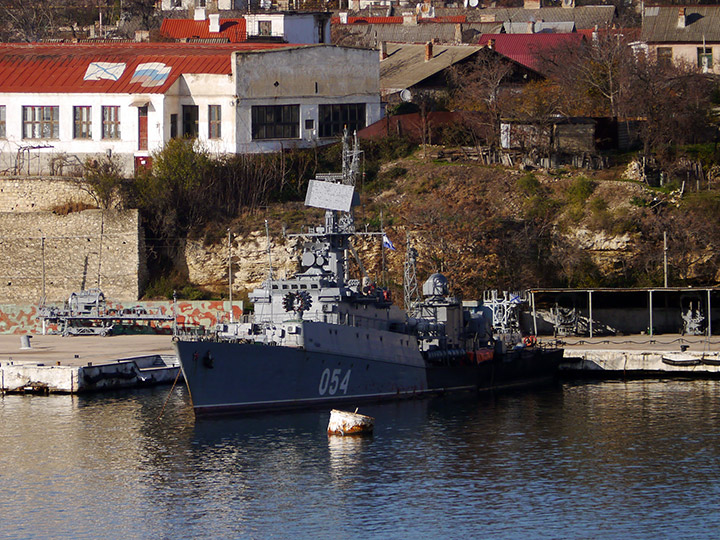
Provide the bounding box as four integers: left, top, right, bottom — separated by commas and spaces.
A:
0, 334, 178, 394
559, 334, 720, 376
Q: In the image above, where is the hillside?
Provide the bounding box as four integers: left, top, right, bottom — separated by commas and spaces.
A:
179, 144, 720, 302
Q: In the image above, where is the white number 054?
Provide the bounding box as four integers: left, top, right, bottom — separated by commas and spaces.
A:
318, 368, 351, 396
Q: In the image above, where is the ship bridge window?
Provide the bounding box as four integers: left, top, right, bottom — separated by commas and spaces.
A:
272, 284, 278, 289
311, 284, 318, 289
291, 284, 298, 289
300, 284, 307, 289
282, 284, 288, 289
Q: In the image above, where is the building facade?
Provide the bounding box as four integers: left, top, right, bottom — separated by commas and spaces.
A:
0, 43, 382, 176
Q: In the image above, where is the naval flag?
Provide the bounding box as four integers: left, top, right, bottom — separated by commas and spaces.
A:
382, 234, 396, 251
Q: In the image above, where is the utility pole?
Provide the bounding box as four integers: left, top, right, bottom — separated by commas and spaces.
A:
663, 231, 668, 288
228, 228, 233, 323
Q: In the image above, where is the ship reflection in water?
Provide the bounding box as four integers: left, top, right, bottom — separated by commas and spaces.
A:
2, 381, 720, 538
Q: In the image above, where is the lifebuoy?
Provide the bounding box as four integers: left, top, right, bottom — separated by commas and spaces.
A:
523, 335, 537, 347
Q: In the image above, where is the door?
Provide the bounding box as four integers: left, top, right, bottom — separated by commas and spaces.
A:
138, 106, 148, 150
182, 105, 199, 138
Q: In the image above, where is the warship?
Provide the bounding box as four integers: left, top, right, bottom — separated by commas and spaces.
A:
174, 133, 562, 415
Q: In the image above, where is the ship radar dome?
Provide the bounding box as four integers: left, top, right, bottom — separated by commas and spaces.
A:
422, 273, 449, 297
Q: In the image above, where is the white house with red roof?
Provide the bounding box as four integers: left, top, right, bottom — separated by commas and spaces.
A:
0, 43, 381, 175
160, 12, 331, 44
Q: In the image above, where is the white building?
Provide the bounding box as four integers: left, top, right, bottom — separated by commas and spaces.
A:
0, 43, 381, 176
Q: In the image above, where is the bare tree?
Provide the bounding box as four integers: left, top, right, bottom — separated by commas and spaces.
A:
450, 49, 515, 147
0, 1, 55, 42
539, 29, 635, 118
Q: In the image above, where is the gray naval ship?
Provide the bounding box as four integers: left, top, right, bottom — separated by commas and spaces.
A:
174, 134, 562, 415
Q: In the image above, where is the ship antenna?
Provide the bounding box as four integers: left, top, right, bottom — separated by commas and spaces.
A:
404, 234, 421, 315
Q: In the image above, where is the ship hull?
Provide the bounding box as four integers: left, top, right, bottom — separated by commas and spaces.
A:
175, 340, 561, 415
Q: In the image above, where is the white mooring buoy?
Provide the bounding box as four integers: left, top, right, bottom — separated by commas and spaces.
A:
327, 408, 374, 436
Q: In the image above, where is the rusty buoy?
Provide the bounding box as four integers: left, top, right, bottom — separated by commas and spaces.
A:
327, 408, 374, 436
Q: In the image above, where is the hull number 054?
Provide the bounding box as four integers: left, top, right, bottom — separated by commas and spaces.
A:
318, 368, 351, 396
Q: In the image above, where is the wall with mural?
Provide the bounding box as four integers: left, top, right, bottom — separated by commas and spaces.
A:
0, 300, 243, 335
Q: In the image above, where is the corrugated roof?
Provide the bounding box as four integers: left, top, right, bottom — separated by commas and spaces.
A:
331, 15, 467, 24
381, 43, 484, 91
642, 6, 720, 43
337, 21, 502, 45
465, 5, 616, 30
503, 21, 576, 34
160, 18, 247, 42
478, 33, 585, 73
0, 42, 296, 94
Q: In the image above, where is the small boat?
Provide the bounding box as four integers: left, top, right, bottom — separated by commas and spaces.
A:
327, 409, 374, 436
662, 353, 701, 366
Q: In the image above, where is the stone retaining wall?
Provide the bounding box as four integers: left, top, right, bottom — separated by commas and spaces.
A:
0, 209, 145, 303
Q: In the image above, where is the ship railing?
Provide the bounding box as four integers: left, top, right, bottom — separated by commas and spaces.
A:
250, 311, 393, 331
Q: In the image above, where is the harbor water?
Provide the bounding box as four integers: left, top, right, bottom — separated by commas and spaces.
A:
2, 380, 720, 539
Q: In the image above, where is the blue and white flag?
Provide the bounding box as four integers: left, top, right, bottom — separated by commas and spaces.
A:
382, 234, 396, 251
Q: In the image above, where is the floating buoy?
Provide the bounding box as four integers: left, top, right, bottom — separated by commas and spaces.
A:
327, 408, 374, 436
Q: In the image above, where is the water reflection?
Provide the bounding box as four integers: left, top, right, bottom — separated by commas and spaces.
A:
3, 381, 720, 539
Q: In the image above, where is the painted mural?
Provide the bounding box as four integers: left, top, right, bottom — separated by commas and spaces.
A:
0, 300, 243, 335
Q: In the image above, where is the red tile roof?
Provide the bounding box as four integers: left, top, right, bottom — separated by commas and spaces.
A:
0, 42, 294, 94
478, 33, 585, 72
160, 18, 247, 42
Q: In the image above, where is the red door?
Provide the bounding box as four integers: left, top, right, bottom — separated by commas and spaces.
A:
138, 106, 148, 151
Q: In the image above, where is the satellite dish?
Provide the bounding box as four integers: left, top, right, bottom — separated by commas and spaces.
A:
469, 0, 479, 7
400, 89, 412, 102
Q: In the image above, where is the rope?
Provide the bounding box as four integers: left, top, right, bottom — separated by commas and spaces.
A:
156, 365, 182, 421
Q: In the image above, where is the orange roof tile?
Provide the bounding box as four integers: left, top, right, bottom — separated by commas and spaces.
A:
0, 42, 293, 94
160, 18, 247, 42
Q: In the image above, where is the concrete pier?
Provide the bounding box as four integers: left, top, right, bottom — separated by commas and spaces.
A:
0, 334, 178, 394
559, 334, 720, 376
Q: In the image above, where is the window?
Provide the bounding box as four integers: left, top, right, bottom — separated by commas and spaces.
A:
258, 21, 272, 36
73, 106, 92, 139
209, 105, 221, 139
23, 106, 59, 139
251, 105, 299, 140
102, 106, 121, 139
171, 0, 182, 6
305, 119, 314, 130
657, 47, 672, 67
698, 47, 713, 71
318, 103, 366, 138
0, 106, 5, 138
170, 114, 178, 138
183, 105, 198, 137
195, 0, 206, 7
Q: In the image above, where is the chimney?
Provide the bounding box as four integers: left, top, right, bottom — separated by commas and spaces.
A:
379, 41, 387, 60
209, 13, 220, 33
523, 0, 541, 9
454, 23, 462, 44
425, 41, 433, 61
488, 38, 495, 49
339, 12, 348, 24
527, 20, 535, 33
677, 7, 686, 28
194, 7, 206, 21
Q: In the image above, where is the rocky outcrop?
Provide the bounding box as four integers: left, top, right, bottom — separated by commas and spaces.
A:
183, 231, 302, 293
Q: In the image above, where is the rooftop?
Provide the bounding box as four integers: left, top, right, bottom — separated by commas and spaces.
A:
0, 42, 296, 94
160, 18, 247, 43
642, 5, 720, 43
478, 33, 585, 73
381, 43, 484, 91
